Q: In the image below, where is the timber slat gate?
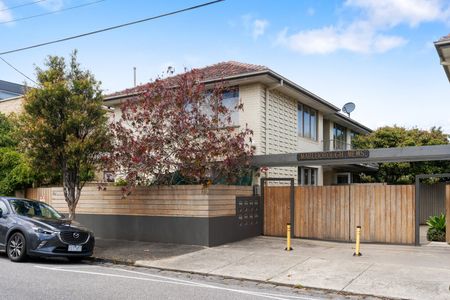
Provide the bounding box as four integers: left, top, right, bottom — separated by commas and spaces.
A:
264, 184, 416, 245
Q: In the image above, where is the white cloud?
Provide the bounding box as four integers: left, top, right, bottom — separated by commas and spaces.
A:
38, 0, 65, 11
241, 14, 269, 39
277, 22, 407, 54
0, 1, 13, 23
345, 0, 450, 27
277, 0, 449, 55
252, 19, 269, 39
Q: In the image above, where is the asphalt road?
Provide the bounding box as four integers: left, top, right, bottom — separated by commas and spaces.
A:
0, 253, 372, 300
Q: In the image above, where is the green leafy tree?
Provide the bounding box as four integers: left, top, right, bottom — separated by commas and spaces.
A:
20, 51, 110, 219
353, 126, 450, 184
0, 113, 35, 195
0, 148, 34, 196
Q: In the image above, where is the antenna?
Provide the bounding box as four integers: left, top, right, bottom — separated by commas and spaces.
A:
133, 67, 136, 87
342, 102, 356, 118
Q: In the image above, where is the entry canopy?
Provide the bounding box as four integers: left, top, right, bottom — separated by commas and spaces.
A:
252, 145, 450, 167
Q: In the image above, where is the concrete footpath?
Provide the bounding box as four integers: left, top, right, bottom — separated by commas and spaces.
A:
93, 237, 450, 300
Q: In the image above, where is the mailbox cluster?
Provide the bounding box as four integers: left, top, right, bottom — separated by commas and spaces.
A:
237, 197, 260, 227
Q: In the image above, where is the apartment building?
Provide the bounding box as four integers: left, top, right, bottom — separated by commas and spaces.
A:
435, 33, 450, 82
105, 61, 373, 186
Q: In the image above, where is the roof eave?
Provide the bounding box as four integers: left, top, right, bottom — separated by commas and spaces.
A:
434, 39, 450, 82
104, 69, 341, 112
332, 112, 372, 134
265, 70, 340, 111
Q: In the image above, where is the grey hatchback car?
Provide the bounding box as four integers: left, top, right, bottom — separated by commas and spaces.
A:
0, 197, 95, 262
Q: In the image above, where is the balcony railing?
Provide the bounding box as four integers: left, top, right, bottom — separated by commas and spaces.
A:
322, 139, 352, 151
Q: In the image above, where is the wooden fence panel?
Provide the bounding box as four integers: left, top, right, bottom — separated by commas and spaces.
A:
263, 186, 290, 236
264, 184, 416, 245
294, 186, 350, 241
349, 185, 415, 244
26, 185, 253, 218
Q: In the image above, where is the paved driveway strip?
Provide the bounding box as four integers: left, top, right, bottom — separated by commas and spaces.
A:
133, 236, 450, 300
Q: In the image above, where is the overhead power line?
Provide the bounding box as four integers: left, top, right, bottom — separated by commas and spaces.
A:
0, 56, 37, 85
0, 0, 106, 25
0, 0, 225, 55
0, 0, 47, 12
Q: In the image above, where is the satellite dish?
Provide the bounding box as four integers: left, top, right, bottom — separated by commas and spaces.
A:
342, 102, 356, 118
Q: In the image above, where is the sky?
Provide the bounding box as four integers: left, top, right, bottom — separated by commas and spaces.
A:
1, 0, 449, 133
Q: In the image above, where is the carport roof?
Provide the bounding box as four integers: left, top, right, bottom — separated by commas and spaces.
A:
252, 144, 450, 167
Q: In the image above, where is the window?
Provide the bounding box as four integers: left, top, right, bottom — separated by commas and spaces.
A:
10, 199, 63, 220
221, 87, 239, 125
204, 87, 239, 126
298, 167, 318, 186
298, 104, 318, 141
336, 173, 351, 185
0, 201, 8, 214
349, 131, 358, 149
333, 123, 347, 150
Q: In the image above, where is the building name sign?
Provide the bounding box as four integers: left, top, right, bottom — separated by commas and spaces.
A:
297, 150, 370, 161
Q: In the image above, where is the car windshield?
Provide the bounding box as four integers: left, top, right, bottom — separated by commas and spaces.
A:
9, 199, 63, 220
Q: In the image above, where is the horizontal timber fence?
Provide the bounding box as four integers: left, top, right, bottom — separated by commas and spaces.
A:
26, 185, 259, 247
264, 184, 416, 245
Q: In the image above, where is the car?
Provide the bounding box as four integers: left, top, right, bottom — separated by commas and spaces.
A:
0, 197, 95, 262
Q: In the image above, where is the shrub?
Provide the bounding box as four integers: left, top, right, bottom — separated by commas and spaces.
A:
114, 178, 128, 186
426, 214, 446, 242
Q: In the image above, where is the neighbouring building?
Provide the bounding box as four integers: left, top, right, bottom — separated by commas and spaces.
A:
435, 34, 450, 82
0, 80, 26, 114
104, 61, 373, 186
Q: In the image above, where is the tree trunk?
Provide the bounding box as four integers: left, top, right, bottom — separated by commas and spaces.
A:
62, 166, 81, 220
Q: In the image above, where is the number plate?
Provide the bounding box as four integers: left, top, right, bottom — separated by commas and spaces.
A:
68, 245, 82, 252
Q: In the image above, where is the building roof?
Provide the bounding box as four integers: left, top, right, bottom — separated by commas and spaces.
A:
434, 33, 450, 82
105, 61, 340, 111
438, 34, 450, 42
105, 61, 371, 132
107, 61, 269, 98
0, 80, 26, 98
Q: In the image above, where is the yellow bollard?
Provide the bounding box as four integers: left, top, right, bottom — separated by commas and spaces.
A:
353, 226, 362, 256
285, 223, 293, 251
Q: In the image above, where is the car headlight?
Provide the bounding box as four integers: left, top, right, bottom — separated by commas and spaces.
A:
33, 227, 56, 235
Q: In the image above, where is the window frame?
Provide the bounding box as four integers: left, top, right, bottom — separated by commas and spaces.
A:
297, 103, 318, 141
0, 200, 9, 215
298, 167, 318, 186
333, 123, 347, 150
203, 86, 240, 126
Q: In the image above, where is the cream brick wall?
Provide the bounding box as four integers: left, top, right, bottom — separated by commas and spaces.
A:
239, 84, 264, 154
263, 89, 298, 182
239, 85, 330, 185
0, 97, 23, 115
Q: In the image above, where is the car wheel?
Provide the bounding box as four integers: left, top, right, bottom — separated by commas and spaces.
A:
7, 232, 27, 262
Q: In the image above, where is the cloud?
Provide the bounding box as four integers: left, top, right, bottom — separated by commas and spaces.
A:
345, 0, 450, 27
252, 19, 269, 39
277, 0, 449, 55
0, 1, 13, 23
38, 0, 65, 11
241, 14, 269, 39
277, 23, 407, 54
